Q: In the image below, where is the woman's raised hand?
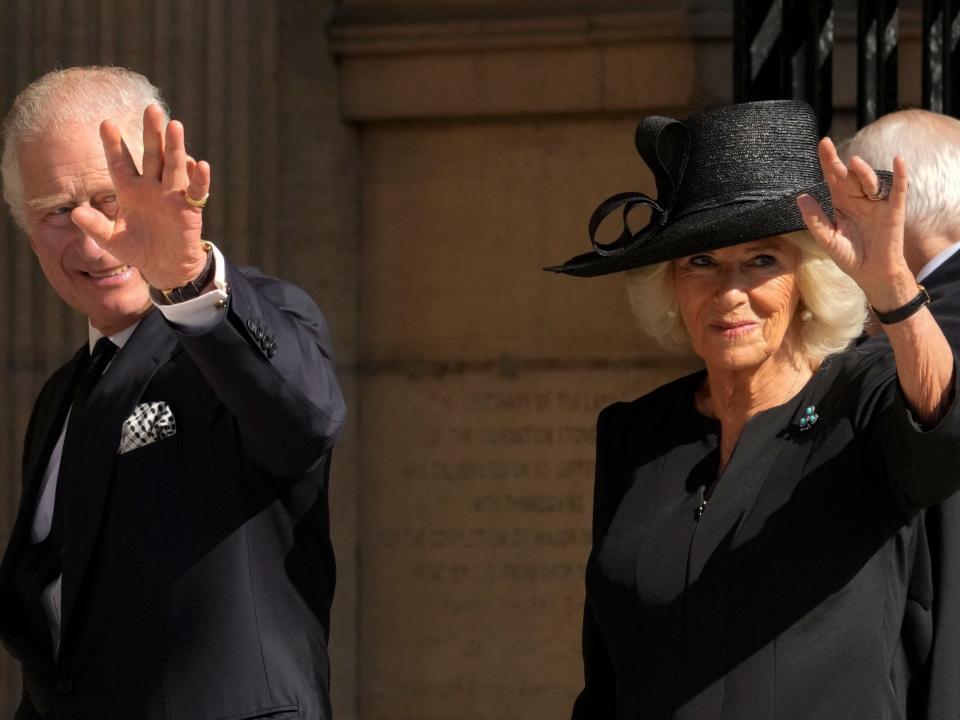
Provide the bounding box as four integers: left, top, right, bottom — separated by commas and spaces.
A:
797, 137, 917, 312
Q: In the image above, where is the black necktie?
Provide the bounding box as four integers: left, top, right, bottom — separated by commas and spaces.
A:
72, 337, 119, 417
47, 337, 118, 548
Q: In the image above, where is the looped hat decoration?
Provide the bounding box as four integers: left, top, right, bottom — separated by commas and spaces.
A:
547, 99, 893, 277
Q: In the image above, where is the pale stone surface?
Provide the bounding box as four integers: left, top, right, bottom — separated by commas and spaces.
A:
360, 117, 666, 365
338, 0, 677, 20
359, 365, 701, 720
601, 42, 697, 111
338, 40, 705, 121
341, 48, 605, 120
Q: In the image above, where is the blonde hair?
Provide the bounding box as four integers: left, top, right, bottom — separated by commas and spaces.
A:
1, 66, 168, 230
624, 231, 867, 362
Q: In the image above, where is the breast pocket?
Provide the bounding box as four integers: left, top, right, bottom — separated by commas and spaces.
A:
114, 431, 182, 473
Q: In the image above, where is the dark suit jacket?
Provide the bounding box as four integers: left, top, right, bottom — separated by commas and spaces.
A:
0, 261, 346, 720
868, 250, 960, 720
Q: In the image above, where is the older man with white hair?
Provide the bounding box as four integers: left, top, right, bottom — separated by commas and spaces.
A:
843, 109, 960, 720
842, 110, 960, 337
0, 66, 345, 720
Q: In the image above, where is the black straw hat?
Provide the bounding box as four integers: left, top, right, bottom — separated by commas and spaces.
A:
547, 100, 866, 277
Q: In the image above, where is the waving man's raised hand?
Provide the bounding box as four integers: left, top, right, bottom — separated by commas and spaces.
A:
70, 104, 212, 291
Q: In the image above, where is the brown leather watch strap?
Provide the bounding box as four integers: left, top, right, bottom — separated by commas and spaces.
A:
153, 241, 215, 305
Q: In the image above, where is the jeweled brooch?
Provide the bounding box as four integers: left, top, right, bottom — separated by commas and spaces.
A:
798, 405, 819, 431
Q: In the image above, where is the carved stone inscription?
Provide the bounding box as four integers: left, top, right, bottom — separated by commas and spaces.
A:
361, 366, 695, 719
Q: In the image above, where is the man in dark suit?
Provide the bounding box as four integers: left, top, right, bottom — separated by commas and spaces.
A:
0, 67, 345, 719
842, 109, 960, 720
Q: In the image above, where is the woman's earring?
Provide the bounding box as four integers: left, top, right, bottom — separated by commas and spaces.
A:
800, 309, 813, 322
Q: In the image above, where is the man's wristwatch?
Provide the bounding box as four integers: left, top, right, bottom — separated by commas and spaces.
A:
153, 241, 216, 305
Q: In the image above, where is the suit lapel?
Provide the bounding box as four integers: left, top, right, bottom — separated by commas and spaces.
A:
0, 348, 85, 666
0, 348, 85, 589
60, 309, 178, 635
22, 350, 88, 499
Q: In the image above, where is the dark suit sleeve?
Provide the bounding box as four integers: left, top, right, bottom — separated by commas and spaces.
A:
166, 260, 346, 479
857, 349, 960, 514
572, 403, 627, 719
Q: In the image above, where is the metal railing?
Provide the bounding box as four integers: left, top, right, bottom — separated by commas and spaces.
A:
735, 0, 960, 129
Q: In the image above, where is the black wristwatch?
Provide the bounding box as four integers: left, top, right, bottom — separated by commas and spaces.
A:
153, 242, 216, 305
871, 284, 931, 325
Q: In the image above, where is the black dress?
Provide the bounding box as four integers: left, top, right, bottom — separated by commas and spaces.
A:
572, 347, 960, 720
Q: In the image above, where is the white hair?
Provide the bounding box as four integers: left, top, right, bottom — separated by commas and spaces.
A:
624, 231, 867, 363
839, 109, 960, 239
1, 66, 169, 230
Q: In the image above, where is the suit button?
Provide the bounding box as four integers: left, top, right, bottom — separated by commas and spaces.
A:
246, 319, 256, 332
266, 346, 276, 359
56, 679, 72, 694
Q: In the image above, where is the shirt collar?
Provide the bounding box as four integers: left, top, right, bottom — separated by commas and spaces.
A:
917, 241, 960, 283
87, 321, 140, 353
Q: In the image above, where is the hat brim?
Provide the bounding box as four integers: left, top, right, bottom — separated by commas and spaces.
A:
547, 181, 833, 277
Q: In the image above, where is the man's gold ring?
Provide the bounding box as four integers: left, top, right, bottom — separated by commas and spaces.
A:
184, 191, 210, 209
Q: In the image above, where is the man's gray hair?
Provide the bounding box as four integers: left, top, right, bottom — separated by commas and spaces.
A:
1, 66, 169, 230
839, 109, 960, 240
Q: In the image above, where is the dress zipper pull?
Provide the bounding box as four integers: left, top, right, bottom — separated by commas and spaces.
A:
695, 485, 707, 521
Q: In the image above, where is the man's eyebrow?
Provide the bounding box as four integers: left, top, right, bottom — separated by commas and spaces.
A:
26, 194, 73, 213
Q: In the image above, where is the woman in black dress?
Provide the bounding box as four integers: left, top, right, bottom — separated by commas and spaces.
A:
548, 100, 960, 719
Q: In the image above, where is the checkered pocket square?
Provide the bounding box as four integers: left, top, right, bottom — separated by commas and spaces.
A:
118, 401, 177, 455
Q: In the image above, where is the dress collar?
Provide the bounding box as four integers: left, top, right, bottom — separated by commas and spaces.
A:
917, 241, 960, 283
87, 320, 140, 353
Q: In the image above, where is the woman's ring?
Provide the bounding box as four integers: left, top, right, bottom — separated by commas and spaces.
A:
184, 191, 210, 209
865, 178, 891, 201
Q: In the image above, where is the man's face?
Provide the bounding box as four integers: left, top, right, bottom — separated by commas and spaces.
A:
18, 123, 151, 335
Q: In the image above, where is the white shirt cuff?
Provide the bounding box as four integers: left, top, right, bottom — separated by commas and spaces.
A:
154, 243, 230, 332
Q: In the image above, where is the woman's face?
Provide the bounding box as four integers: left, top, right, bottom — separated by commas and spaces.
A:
673, 236, 803, 371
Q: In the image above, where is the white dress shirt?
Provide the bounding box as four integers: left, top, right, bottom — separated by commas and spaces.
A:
917, 241, 960, 283
31, 243, 229, 655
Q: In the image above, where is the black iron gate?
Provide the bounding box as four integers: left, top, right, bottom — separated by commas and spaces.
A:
734, 0, 960, 130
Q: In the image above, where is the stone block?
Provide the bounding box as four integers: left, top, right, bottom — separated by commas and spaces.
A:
360, 117, 689, 366
359, 363, 701, 719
